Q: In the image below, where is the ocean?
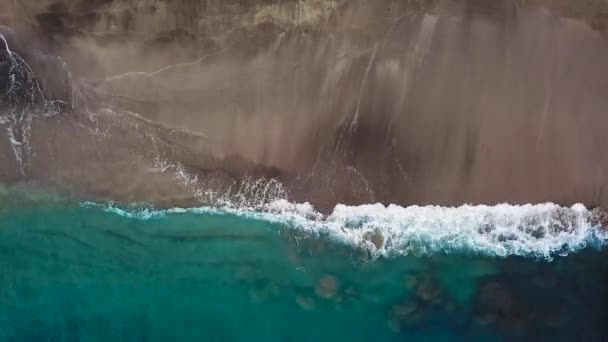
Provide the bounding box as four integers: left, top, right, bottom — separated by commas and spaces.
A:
2, 2, 608, 341
1, 186, 607, 341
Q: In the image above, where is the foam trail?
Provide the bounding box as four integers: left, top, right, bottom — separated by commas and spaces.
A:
86, 199, 608, 261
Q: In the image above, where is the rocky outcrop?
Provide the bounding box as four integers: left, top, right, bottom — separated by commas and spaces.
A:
590, 207, 608, 230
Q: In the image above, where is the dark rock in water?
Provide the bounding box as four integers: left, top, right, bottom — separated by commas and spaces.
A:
590, 207, 608, 230
415, 276, 442, 302
528, 226, 546, 239
404, 274, 419, 290
316, 275, 339, 299
477, 220, 496, 234
387, 300, 421, 332
474, 281, 527, 331
363, 229, 385, 250
295, 293, 316, 311
248, 282, 280, 303
392, 300, 419, 317
550, 208, 577, 233
518, 214, 547, 238
472, 312, 496, 326
497, 233, 518, 242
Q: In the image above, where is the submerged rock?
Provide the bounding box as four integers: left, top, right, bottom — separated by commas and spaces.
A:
474, 281, 527, 331
386, 316, 402, 333
363, 229, 385, 250
550, 208, 577, 233
590, 207, 608, 230
415, 276, 442, 302
248, 282, 280, 303
518, 214, 547, 238
315, 275, 339, 299
340, 286, 360, 306
234, 264, 257, 280
472, 312, 496, 326
387, 300, 419, 333
393, 301, 418, 317
404, 274, 419, 290
295, 293, 316, 311
477, 221, 496, 234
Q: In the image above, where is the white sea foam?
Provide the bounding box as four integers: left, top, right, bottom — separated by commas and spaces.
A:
88, 200, 608, 260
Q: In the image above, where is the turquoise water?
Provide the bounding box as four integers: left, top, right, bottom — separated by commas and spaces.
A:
1, 190, 607, 341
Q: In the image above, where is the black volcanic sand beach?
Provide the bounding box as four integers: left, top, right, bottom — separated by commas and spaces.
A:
1, 1, 608, 210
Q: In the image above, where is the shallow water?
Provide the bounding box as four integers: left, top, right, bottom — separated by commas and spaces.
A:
1, 191, 607, 341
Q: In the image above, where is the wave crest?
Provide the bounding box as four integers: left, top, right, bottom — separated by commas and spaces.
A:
88, 200, 608, 260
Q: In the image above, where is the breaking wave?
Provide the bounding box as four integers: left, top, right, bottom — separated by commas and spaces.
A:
84, 199, 608, 261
